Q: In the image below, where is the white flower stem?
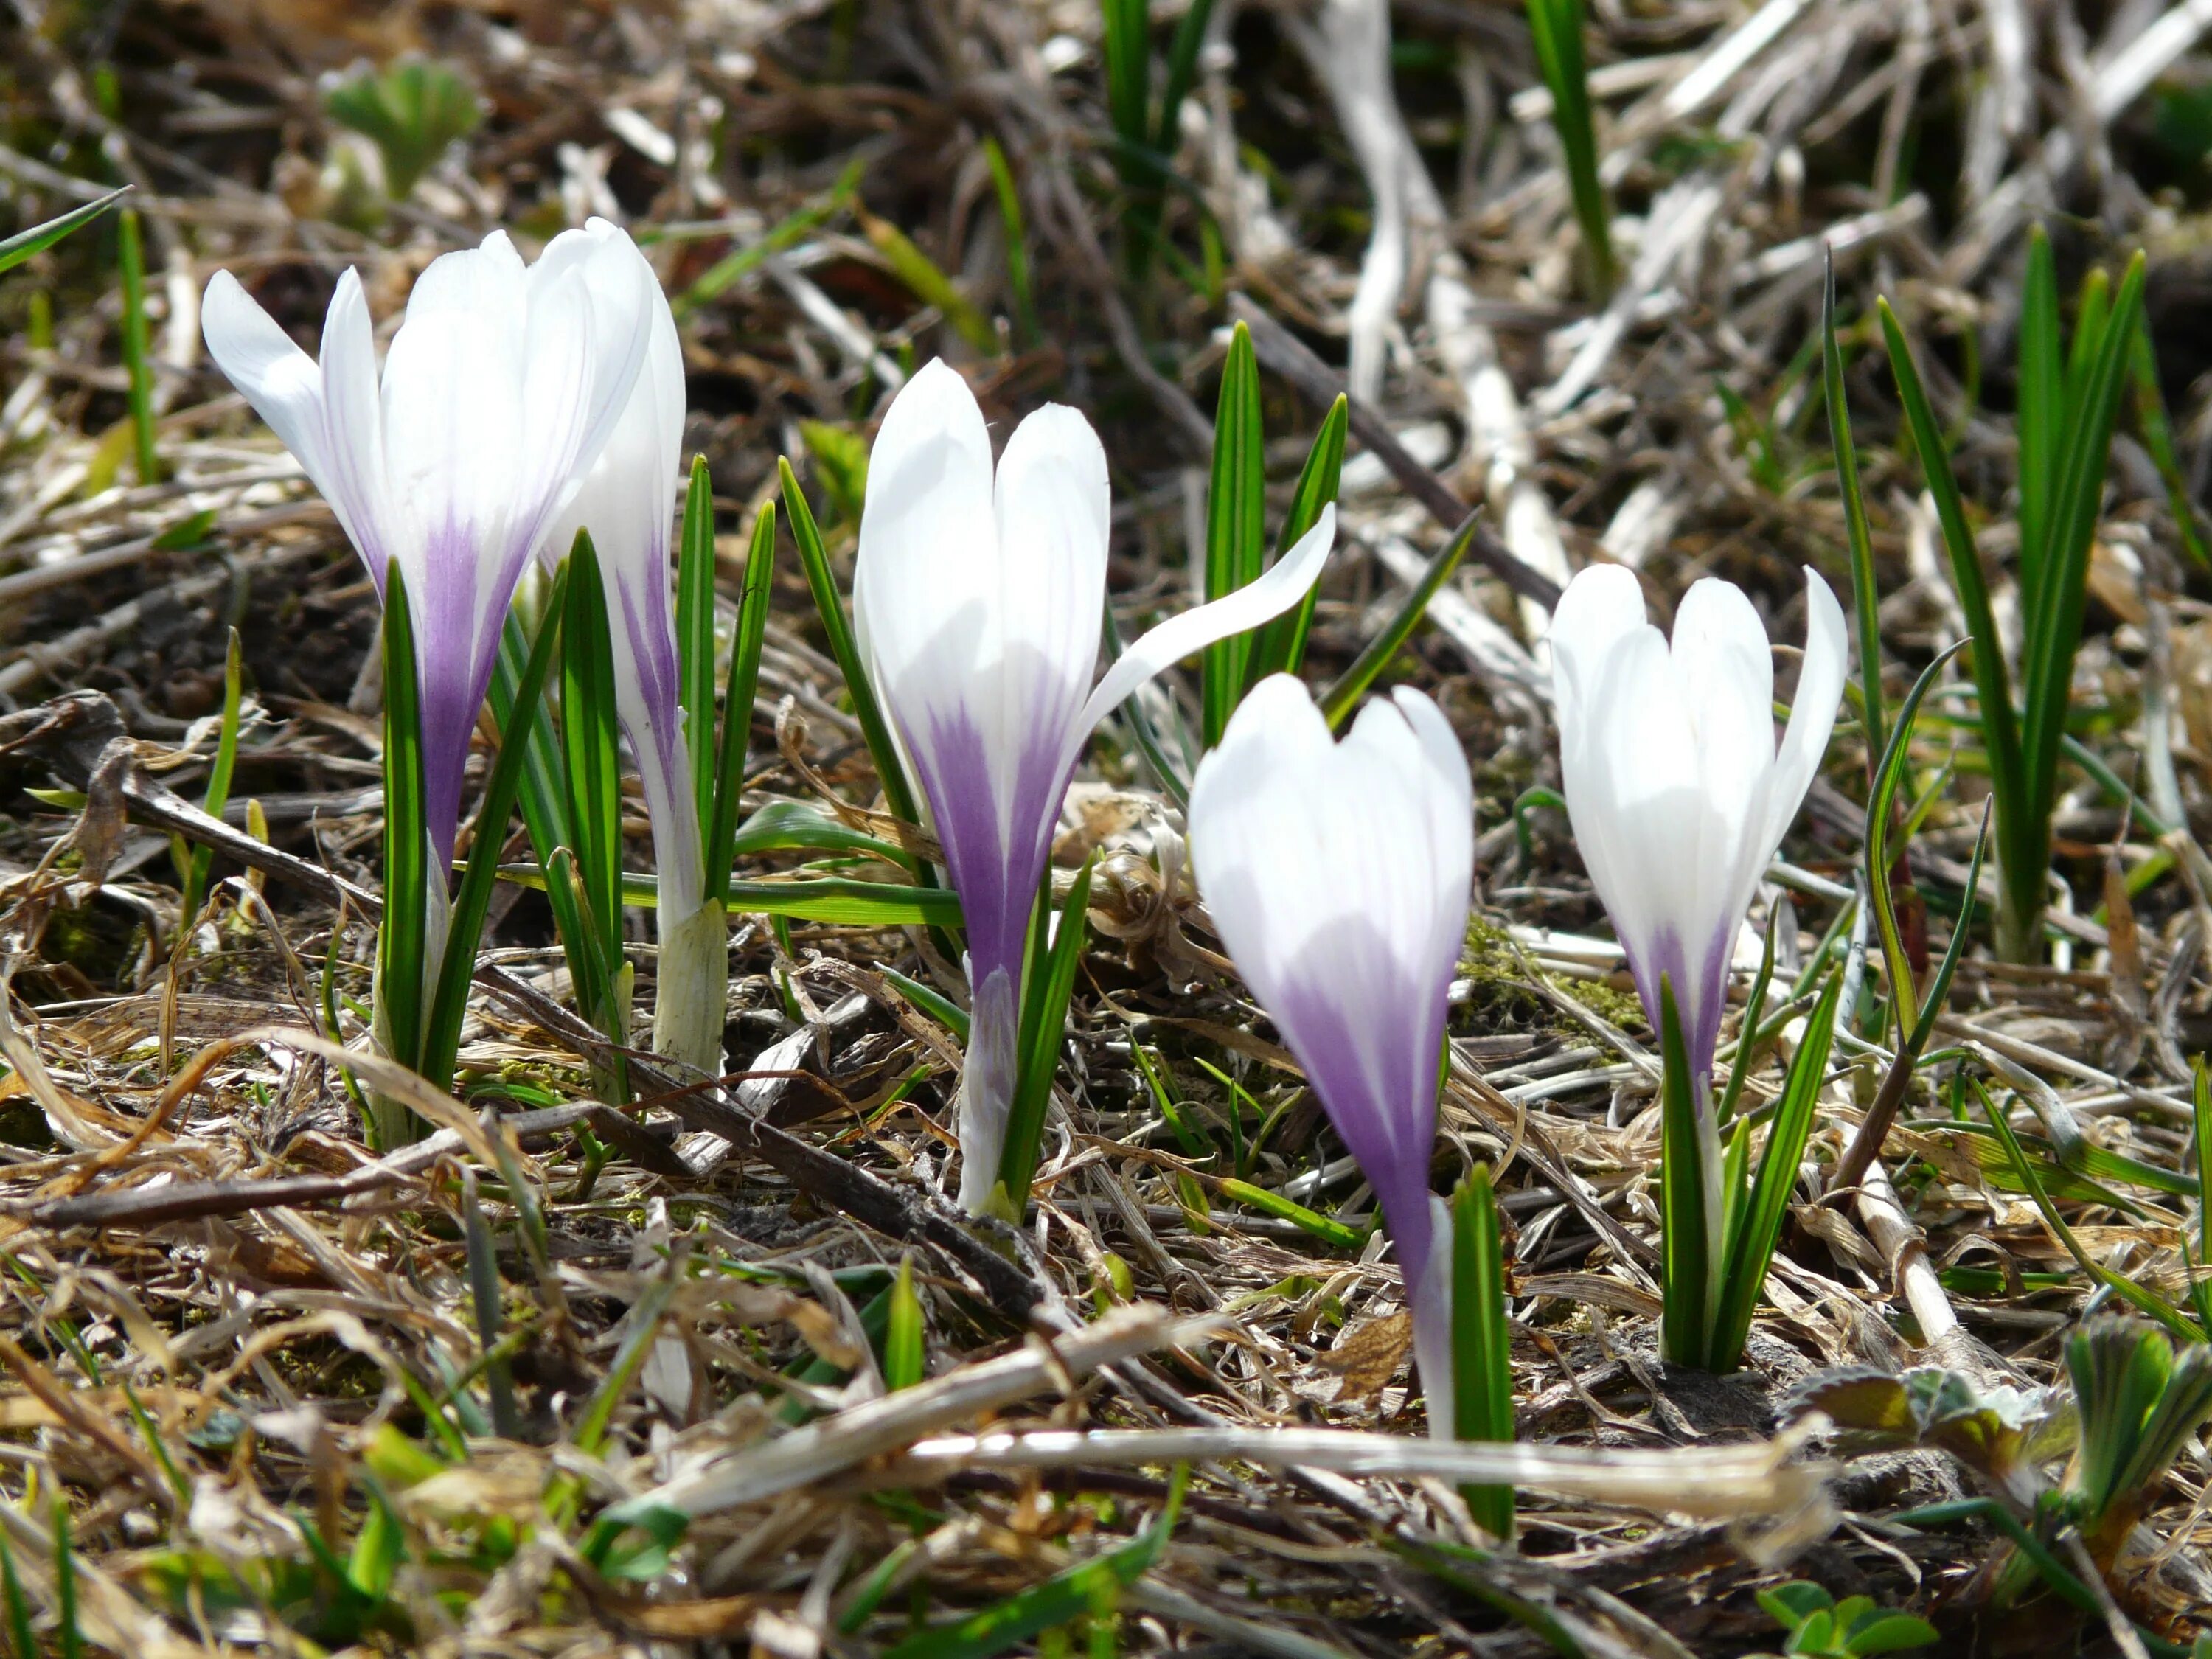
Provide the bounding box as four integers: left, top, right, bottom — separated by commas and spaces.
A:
957, 966, 1020, 1213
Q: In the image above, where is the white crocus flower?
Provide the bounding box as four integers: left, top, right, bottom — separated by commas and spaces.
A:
855, 361, 1335, 1211
536, 226, 725, 1077
201, 222, 655, 873
1550, 564, 1846, 1093
1189, 675, 1474, 1437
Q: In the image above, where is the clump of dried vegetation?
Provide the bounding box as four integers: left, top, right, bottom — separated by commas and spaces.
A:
2, 0, 2212, 1655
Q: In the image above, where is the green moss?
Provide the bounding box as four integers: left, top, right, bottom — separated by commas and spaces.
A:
1456, 914, 1646, 1040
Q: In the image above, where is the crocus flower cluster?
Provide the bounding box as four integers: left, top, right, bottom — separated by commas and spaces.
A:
855, 362, 1335, 1211
1189, 675, 1474, 1436
204, 223, 658, 877
1548, 564, 1846, 1094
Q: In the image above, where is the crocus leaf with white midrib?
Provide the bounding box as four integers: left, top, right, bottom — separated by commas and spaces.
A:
1549, 565, 1846, 1096
852, 361, 1335, 1211
202, 220, 656, 875
1189, 675, 1475, 1437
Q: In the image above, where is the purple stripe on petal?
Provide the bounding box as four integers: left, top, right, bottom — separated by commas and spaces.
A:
1621, 919, 1734, 1100
1263, 925, 1448, 1293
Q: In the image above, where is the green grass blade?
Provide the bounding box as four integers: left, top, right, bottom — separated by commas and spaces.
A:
1101, 0, 1152, 168
1525, 0, 1613, 297
860, 205, 998, 354
2016, 225, 2060, 618
1318, 509, 1479, 728
1978, 1080, 2205, 1342
420, 566, 568, 1093
884, 1253, 925, 1391
116, 206, 160, 484
1201, 321, 1266, 748
0, 183, 128, 275
462, 1167, 523, 1438
1714, 916, 1778, 1127
1248, 394, 1347, 684
998, 858, 1094, 1212
779, 457, 924, 832
1657, 975, 1713, 1368
0, 1526, 34, 1659
51, 1499, 77, 1659
1878, 298, 2034, 936
2130, 311, 2211, 572
1155, 0, 1220, 160
1708, 969, 1842, 1373
2019, 253, 2145, 849
981, 137, 1040, 350
378, 571, 429, 1077
1212, 1178, 1365, 1249
721, 877, 962, 928
2065, 266, 2112, 421
560, 532, 628, 1021
884, 1467, 1185, 1659
1905, 797, 1987, 1058
676, 456, 719, 841
489, 605, 611, 1048
1450, 1165, 1516, 1538
675, 156, 865, 317
1823, 253, 1884, 768
1865, 640, 1966, 1042
178, 627, 245, 939
706, 501, 776, 911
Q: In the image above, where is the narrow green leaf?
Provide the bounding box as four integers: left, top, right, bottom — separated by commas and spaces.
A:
724, 878, 961, 929
0, 183, 128, 275
178, 627, 245, 939
378, 570, 429, 1077
0, 1526, 34, 1659
998, 858, 1094, 1211
2019, 254, 2145, 861
572, 1270, 679, 1457
1248, 394, 1348, 685
490, 603, 611, 1051
2016, 225, 2061, 617
52, 1498, 77, 1659
1525, 0, 1614, 297
676, 155, 865, 316
462, 1167, 522, 1438
1708, 969, 1842, 1373
885, 1467, 1186, 1659
420, 566, 569, 1093
1865, 640, 1967, 1043
1979, 1081, 2205, 1342
1318, 509, 1479, 728
706, 502, 778, 909
778, 457, 923, 832
116, 206, 159, 484
1201, 322, 1266, 748
882, 964, 971, 1043
1823, 253, 1884, 767
859, 206, 998, 353
982, 137, 1040, 351
677, 456, 719, 841
1450, 1165, 1516, 1539
560, 531, 628, 1037
2130, 310, 2211, 572
1155, 0, 1221, 159
1213, 1178, 1364, 1249
1714, 915, 1779, 1127
1878, 298, 2035, 943
1657, 975, 1712, 1368
884, 1254, 925, 1391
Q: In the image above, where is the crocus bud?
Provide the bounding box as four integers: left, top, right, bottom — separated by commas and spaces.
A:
1189, 674, 1473, 1436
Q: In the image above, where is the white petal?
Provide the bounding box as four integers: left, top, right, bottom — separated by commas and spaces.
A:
853, 358, 998, 714
1762, 568, 1848, 859
1074, 502, 1335, 739
202, 269, 392, 585
1548, 563, 1648, 734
